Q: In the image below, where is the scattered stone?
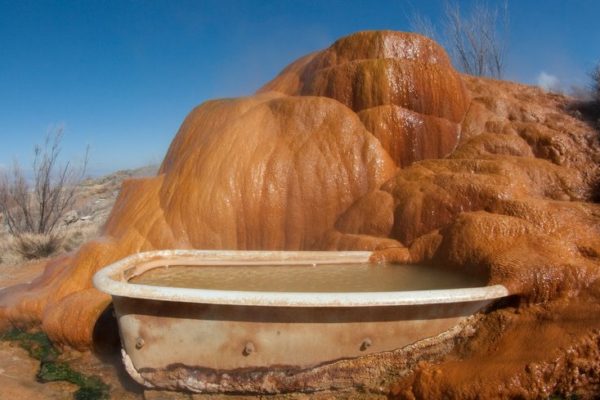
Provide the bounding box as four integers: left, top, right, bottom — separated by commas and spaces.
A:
63, 210, 79, 225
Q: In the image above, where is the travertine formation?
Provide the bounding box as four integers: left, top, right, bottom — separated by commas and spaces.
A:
1, 30, 600, 398
260, 31, 469, 167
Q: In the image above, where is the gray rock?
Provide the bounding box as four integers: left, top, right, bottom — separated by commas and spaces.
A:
63, 210, 79, 225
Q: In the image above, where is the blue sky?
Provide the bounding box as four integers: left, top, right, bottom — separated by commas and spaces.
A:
1, 0, 599, 175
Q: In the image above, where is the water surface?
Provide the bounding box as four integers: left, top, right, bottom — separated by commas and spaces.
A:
129, 263, 485, 293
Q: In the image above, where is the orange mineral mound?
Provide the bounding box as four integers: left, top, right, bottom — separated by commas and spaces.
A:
260, 30, 470, 167
1, 30, 600, 397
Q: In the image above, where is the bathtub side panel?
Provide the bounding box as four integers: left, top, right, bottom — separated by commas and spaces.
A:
113, 296, 492, 371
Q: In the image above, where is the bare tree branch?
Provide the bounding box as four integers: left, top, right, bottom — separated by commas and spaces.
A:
409, 12, 437, 41
592, 63, 600, 105
410, 0, 509, 79
0, 128, 88, 237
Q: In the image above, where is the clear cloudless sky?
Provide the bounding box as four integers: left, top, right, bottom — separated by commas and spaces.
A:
1, 0, 599, 175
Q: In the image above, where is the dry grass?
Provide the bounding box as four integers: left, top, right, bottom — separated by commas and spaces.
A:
0, 223, 101, 265
0, 234, 21, 266
14, 233, 63, 260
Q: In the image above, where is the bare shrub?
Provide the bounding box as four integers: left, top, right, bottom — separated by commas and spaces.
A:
592, 63, 600, 108
14, 232, 63, 260
62, 227, 90, 252
409, 12, 437, 42
570, 63, 600, 126
410, 0, 509, 79
0, 128, 88, 259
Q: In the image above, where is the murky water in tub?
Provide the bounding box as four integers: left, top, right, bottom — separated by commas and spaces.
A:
129, 263, 485, 292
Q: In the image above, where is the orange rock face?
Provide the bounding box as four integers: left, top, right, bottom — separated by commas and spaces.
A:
1, 30, 600, 397
260, 30, 470, 167
377, 77, 600, 398
155, 93, 395, 250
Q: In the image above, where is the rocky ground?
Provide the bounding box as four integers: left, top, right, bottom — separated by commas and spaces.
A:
0, 340, 78, 400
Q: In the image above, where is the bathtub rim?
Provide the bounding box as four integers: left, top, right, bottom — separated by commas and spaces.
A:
93, 250, 509, 307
